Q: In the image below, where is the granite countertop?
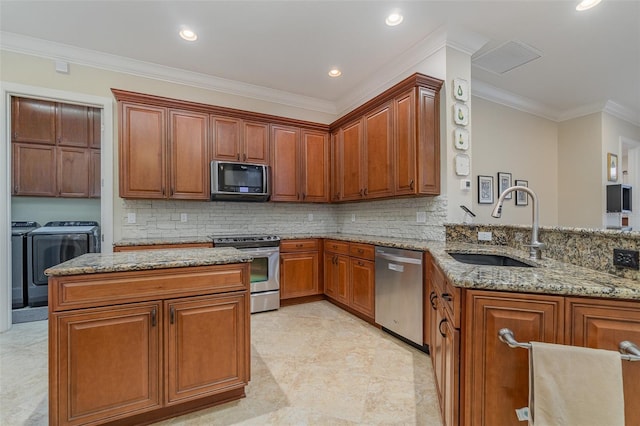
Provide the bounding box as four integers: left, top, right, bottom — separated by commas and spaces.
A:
45, 247, 252, 277
114, 236, 213, 247
112, 234, 640, 301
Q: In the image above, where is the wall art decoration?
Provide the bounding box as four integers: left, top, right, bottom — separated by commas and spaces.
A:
607, 152, 618, 182
478, 175, 494, 204
497, 172, 512, 199
515, 179, 529, 206
454, 127, 469, 150
453, 103, 469, 126
453, 78, 469, 102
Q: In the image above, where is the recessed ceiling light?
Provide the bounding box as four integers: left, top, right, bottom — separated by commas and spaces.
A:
328, 68, 342, 77
385, 12, 403, 26
179, 27, 198, 42
576, 0, 602, 11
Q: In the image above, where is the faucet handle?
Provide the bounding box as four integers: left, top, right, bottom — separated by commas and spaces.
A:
525, 242, 545, 250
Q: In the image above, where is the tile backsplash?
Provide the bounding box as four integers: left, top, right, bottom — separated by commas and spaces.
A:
119, 196, 448, 242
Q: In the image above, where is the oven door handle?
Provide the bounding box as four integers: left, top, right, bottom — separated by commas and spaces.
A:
238, 247, 279, 256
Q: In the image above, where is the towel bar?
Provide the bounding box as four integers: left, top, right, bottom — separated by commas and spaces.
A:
498, 328, 640, 362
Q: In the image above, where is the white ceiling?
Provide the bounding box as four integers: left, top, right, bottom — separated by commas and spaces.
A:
1, 0, 639, 123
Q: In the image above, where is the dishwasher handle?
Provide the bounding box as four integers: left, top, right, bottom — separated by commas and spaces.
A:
375, 251, 422, 265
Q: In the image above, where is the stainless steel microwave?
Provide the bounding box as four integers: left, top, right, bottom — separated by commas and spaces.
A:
210, 161, 270, 201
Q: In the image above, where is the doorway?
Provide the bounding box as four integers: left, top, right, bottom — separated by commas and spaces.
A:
622, 136, 640, 230
1, 82, 114, 332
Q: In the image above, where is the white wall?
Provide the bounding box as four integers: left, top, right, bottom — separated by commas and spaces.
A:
12, 197, 100, 226
471, 97, 558, 226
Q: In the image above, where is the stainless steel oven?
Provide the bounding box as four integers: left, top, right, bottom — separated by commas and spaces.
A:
212, 235, 280, 313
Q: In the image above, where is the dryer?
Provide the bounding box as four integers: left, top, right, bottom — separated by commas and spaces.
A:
27, 221, 100, 307
11, 221, 40, 308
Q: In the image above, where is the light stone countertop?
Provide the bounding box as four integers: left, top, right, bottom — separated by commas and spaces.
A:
45, 247, 252, 277
112, 234, 640, 301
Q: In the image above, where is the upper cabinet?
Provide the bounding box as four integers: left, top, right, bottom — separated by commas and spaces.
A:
11, 97, 101, 198
118, 101, 209, 200
330, 74, 443, 201
270, 125, 329, 203
210, 116, 269, 164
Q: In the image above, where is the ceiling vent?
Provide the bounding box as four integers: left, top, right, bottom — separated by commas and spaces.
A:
472, 40, 542, 74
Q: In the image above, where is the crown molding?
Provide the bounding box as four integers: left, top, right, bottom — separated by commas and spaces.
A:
603, 100, 640, 127
0, 31, 337, 115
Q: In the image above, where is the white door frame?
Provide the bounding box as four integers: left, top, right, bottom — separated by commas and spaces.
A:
622, 136, 640, 230
0, 82, 114, 332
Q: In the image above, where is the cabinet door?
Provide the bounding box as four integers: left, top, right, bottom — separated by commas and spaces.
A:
58, 147, 90, 197
330, 130, 342, 201
324, 253, 337, 298
243, 121, 269, 164
57, 103, 90, 147
300, 129, 329, 202
166, 294, 249, 405
567, 298, 640, 425
417, 87, 440, 195
335, 254, 350, 305
90, 107, 102, 149
119, 103, 167, 199
280, 251, 320, 299
211, 116, 242, 161
364, 102, 394, 199
11, 97, 56, 145
394, 89, 417, 195
442, 315, 460, 426
169, 110, 209, 200
349, 258, 375, 319
12, 143, 57, 196
270, 124, 300, 201
341, 119, 364, 201
89, 149, 101, 198
50, 303, 161, 425
464, 290, 564, 426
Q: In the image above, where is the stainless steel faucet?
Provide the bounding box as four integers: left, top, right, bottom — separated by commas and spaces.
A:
491, 186, 545, 260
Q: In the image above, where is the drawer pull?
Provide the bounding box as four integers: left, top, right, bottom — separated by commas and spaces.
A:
429, 292, 437, 310
151, 307, 157, 327
442, 293, 453, 302
170, 306, 175, 324
296, 243, 303, 248
438, 318, 447, 337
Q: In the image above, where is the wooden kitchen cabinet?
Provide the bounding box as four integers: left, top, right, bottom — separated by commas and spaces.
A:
566, 298, 640, 425
210, 116, 269, 164
11, 97, 101, 198
394, 89, 417, 195
270, 125, 329, 202
280, 239, 321, 299
118, 102, 209, 200
324, 240, 375, 321
334, 119, 364, 201
364, 101, 394, 199
49, 263, 250, 425
464, 290, 564, 426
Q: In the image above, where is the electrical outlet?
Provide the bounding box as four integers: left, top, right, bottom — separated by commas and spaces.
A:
478, 231, 492, 241
351, 214, 356, 222
416, 212, 427, 223
180, 213, 188, 222
308, 213, 314, 222
127, 213, 136, 224
613, 249, 639, 269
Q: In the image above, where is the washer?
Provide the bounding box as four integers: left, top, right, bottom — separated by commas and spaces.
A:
11, 221, 40, 309
27, 221, 100, 307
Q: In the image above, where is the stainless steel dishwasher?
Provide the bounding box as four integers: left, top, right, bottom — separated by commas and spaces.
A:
375, 246, 424, 347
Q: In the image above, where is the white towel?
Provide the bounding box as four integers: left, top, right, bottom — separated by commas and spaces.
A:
529, 341, 625, 426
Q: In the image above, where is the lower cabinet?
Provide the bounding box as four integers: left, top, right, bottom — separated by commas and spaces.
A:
279, 239, 321, 299
49, 264, 250, 426
463, 290, 564, 426
566, 298, 640, 425
323, 240, 375, 321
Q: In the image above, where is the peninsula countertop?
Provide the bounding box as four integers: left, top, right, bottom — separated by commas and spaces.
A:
112, 234, 640, 301
45, 247, 253, 277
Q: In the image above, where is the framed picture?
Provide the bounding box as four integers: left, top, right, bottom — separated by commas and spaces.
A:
454, 127, 469, 150
497, 172, 512, 199
478, 175, 494, 204
607, 153, 618, 182
515, 179, 528, 206
453, 103, 469, 126
453, 78, 469, 101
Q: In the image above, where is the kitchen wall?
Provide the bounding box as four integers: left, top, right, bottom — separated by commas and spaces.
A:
471, 97, 559, 225
11, 197, 100, 225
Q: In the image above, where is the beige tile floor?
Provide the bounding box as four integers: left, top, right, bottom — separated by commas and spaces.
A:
0, 301, 443, 425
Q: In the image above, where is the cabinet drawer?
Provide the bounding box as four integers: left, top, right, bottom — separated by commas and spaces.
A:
280, 239, 319, 252
49, 264, 249, 312
431, 261, 460, 328
349, 243, 375, 260
324, 239, 349, 255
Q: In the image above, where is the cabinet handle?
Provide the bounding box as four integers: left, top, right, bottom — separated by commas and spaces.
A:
237, 153, 240, 160
442, 293, 452, 302
13, 132, 18, 139
357, 261, 364, 266
364, 188, 368, 196
333, 255, 337, 265
410, 179, 415, 190
243, 154, 247, 161
14, 186, 18, 193
162, 186, 165, 196
357, 249, 364, 254
359, 189, 364, 197
170, 306, 175, 324
336, 192, 341, 200
151, 307, 157, 327
296, 243, 303, 248
302, 193, 306, 200
429, 291, 437, 310
438, 318, 447, 337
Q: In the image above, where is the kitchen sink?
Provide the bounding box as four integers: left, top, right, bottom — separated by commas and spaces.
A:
448, 252, 534, 267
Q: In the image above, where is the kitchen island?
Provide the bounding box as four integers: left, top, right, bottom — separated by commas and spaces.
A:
45, 248, 252, 426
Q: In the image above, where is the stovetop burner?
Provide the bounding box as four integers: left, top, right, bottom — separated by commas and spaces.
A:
212, 235, 280, 248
